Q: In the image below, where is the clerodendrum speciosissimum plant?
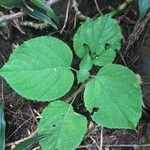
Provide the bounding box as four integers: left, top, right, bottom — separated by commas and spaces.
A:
0, 14, 142, 150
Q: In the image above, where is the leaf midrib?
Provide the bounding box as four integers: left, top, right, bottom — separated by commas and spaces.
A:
95, 77, 135, 127
0, 66, 71, 73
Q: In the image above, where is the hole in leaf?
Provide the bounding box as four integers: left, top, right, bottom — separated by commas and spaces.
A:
52, 124, 56, 127
83, 43, 88, 47
91, 52, 99, 58
93, 107, 99, 112
83, 43, 91, 54
105, 43, 111, 50
114, 49, 118, 52
91, 107, 100, 115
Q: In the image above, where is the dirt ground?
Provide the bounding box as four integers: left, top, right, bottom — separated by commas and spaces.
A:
0, 0, 150, 150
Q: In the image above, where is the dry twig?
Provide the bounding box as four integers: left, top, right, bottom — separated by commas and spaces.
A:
5, 130, 37, 149
60, 0, 71, 33
124, 11, 150, 55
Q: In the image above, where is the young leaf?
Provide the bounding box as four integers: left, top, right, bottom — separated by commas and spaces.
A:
0, 102, 5, 150
138, 0, 150, 18
38, 100, 87, 150
73, 15, 123, 66
14, 134, 48, 150
77, 70, 90, 84
77, 53, 92, 83
0, 36, 74, 101
84, 64, 142, 129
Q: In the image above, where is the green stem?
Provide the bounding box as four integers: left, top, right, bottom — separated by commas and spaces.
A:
20, 21, 49, 30
64, 82, 86, 103
72, 0, 89, 21
111, 0, 133, 17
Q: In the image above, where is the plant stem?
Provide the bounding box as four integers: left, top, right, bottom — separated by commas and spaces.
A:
20, 21, 49, 30
71, 0, 89, 21
65, 81, 87, 103
111, 0, 133, 17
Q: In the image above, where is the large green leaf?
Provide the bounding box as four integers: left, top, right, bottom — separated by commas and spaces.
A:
38, 100, 87, 150
138, 0, 150, 18
0, 0, 24, 8
0, 36, 74, 101
84, 64, 142, 129
73, 15, 123, 66
0, 102, 5, 150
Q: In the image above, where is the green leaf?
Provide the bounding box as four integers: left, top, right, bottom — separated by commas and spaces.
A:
77, 70, 90, 84
92, 48, 117, 66
0, 36, 74, 101
0, 102, 5, 150
25, 8, 58, 29
15, 134, 48, 150
38, 100, 87, 150
77, 53, 92, 83
84, 64, 142, 129
29, 0, 59, 24
73, 15, 123, 66
138, 0, 150, 18
0, 0, 58, 29
0, 0, 24, 8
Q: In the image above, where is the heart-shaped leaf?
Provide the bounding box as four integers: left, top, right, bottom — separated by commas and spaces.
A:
73, 15, 123, 66
0, 36, 74, 101
38, 100, 87, 150
84, 64, 142, 129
